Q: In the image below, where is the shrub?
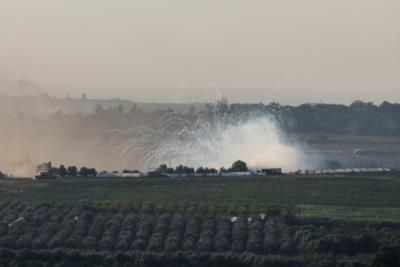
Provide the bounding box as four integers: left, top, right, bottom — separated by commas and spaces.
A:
135, 214, 155, 244
115, 213, 139, 251
214, 216, 231, 252
148, 214, 171, 252
164, 214, 185, 252
263, 218, 279, 254
98, 214, 123, 251
246, 218, 263, 254
65, 211, 94, 249
81, 213, 108, 250
131, 239, 147, 251
231, 217, 247, 253
197, 218, 216, 252
182, 216, 201, 251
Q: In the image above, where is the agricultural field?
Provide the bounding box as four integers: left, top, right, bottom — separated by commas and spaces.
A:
2, 175, 400, 266
0, 201, 400, 267
2, 175, 400, 221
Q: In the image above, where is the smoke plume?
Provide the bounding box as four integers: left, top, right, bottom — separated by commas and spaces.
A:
147, 117, 309, 171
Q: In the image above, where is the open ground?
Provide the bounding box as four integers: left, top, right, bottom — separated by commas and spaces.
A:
2, 174, 400, 222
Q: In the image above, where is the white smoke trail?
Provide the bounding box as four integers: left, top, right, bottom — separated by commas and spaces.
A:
149, 117, 307, 172
84, 114, 312, 172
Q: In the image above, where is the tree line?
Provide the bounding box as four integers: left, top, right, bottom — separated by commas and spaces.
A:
38, 160, 249, 179
150, 161, 249, 177
6, 99, 400, 140
0, 201, 399, 266
38, 162, 98, 178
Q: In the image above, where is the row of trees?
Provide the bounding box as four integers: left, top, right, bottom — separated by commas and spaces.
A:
5, 97, 400, 143
220, 160, 249, 173
155, 161, 248, 175
57, 165, 97, 177
7, 247, 400, 266
157, 164, 195, 175
39, 160, 248, 179
40, 163, 98, 177
78, 100, 400, 136
1, 202, 397, 258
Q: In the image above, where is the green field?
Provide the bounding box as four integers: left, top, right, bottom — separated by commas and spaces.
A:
2, 175, 400, 222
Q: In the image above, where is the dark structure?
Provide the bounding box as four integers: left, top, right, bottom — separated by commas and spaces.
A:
35, 162, 57, 180
259, 168, 283, 175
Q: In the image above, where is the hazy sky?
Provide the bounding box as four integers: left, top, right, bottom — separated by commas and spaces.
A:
0, 1, 399, 104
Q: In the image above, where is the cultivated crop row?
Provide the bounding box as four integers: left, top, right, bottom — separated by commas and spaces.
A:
0, 201, 399, 257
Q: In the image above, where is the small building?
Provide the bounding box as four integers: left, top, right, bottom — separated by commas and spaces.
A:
259, 168, 283, 176
300, 167, 394, 176
96, 172, 120, 178
220, 171, 252, 177
120, 172, 141, 178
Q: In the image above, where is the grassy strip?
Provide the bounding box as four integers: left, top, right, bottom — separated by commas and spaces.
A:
2, 176, 400, 208
92, 200, 400, 223
298, 204, 400, 223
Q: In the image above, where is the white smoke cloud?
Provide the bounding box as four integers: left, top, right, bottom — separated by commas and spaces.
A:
150, 117, 309, 172
94, 114, 313, 172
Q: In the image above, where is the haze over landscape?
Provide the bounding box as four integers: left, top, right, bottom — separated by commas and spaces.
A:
3, 2, 400, 266
1, 0, 399, 104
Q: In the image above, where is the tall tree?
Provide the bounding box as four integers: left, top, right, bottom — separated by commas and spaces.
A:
67, 166, 78, 177
231, 160, 248, 172
59, 165, 68, 177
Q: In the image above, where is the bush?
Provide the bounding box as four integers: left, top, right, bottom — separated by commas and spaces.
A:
231, 217, 247, 253
197, 218, 215, 252
81, 213, 108, 250
214, 216, 231, 252
0, 236, 15, 249
279, 225, 294, 254
372, 248, 400, 267
357, 234, 379, 253
115, 213, 139, 251
98, 213, 123, 251
0, 223, 8, 236
263, 218, 279, 254
164, 214, 185, 252
246, 218, 263, 254
135, 214, 155, 245
131, 239, 147, 251
148, 213, 173, 252
182, 216, 201, 251
65, 211, 93, 249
